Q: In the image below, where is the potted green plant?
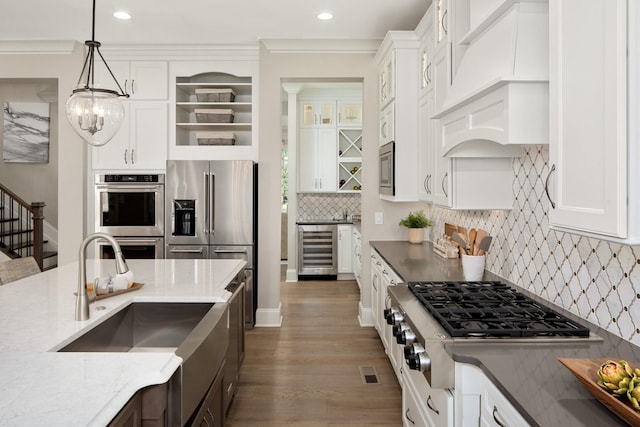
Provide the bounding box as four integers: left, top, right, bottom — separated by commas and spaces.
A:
399, 209, 432, 244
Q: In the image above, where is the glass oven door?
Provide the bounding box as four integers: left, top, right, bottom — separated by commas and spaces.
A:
95, 183, 165, 236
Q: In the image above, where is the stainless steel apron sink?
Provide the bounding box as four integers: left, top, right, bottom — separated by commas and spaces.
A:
58, 302, 229, 425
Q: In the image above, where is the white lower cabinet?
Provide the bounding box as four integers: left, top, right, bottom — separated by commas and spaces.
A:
351, 227, 362, 288
370, 248, 401, 354
403, 363, 454, 427
455, 363, 530, 427
337, 224, 353, 274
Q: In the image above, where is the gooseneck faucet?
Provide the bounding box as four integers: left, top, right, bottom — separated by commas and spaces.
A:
76, 232, 130, 321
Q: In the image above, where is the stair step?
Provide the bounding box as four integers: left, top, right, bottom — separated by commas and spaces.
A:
43, 251, 58, 271
0, 228, 33, 238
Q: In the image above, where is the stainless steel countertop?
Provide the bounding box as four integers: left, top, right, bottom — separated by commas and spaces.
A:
371, 240, 638, 427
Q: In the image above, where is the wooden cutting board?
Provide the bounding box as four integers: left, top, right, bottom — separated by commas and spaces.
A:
444, 223, 457, 238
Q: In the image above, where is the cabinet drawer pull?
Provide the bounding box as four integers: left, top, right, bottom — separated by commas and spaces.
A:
404, 408, 416, 425
426, 395, 440, 415
124, 149, 128, 164
131, 79, 135, 95
544, 164, 556, 209
130, 149, 135, 164
492, 405, 507, 427
441, 172, 448, 197
441, 10, 448, 35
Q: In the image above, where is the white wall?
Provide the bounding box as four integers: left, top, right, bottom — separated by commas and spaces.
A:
0, 41, 87, 265
257, 41, 432, 326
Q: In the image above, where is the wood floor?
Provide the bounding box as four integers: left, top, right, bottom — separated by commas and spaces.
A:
226, 277, 402, 426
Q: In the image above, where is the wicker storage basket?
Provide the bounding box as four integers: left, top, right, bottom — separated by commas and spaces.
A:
195, 108, 234, 123
196, 131, 236, 145
195, 88, 236, 102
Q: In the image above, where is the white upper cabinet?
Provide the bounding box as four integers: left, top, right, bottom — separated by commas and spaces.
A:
94, 60, 168, 100
300, 101, 335, 128
376, 31, 420, 202
548, 0, 640, 243
92, 102, 168, 170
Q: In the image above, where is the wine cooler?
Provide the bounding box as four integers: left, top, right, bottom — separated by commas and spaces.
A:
297, 224, 338, 277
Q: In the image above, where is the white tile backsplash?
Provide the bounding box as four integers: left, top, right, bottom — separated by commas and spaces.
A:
427, 146, 640, 346
297, 193, 361, 221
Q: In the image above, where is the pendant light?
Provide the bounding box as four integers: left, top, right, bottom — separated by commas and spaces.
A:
66, 0, 129, 147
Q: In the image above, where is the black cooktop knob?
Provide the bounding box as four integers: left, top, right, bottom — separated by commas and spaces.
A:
392, 322, 409, 336
407, 355, 421, 370
386, 311, 404, 325
397, 330, 416, 345
404, 343, 426, 358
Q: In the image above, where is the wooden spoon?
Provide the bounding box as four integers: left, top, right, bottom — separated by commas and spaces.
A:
468, 229, 477, 255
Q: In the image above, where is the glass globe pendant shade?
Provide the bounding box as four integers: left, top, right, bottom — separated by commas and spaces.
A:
66, 88, 125, 147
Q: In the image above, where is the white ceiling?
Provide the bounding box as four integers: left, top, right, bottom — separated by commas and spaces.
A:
0, 0, 430, 46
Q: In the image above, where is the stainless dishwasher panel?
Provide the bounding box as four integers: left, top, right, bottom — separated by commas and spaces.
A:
298, 224, 338, 276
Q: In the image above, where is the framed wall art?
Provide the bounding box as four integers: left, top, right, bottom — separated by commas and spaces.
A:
3, 101, 50, 163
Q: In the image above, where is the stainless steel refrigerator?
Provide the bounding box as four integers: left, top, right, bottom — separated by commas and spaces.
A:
165, 160, 257, 329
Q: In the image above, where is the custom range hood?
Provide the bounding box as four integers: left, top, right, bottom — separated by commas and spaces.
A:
434, 1, 549, 158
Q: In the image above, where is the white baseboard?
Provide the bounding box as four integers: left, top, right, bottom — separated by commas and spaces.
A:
255, 303, 283, 327
358, 301, 374, 327
285, 268, 298, 282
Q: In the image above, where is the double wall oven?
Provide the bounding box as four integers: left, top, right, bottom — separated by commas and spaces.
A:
95, 174, 165, 259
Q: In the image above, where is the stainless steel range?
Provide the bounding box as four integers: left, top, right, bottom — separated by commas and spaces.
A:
387, 281, 601, 389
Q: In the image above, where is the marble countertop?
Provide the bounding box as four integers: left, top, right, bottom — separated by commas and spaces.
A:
370, 241, 640, 427
0, 258, 245, 426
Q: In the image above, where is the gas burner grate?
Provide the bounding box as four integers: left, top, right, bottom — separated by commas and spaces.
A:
408, 281, 590, 338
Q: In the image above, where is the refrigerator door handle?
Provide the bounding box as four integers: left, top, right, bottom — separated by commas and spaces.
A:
210, 172, 216, 235
204, 172, 210, 235
168, 248, 205, 254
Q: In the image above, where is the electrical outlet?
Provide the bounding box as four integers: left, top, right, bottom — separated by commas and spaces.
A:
374, 212, 384, 225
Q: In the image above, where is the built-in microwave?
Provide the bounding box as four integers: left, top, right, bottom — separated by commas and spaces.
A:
95, 174, 165, 237
379, 141, 395, 196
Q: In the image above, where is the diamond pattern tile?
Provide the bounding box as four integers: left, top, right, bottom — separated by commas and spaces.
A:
297, 193, 361, 221
425, 146, 640, 346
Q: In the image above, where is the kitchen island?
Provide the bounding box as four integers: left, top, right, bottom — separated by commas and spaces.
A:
0, 258, 245, 426
371, 241, 640, 427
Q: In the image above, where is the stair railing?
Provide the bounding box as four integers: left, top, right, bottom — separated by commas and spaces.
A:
0, 183, 45, 271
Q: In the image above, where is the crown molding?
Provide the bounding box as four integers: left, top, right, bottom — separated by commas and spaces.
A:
260, 38, 381, 54
97, 43, 260, 60
0, 40, 80, 54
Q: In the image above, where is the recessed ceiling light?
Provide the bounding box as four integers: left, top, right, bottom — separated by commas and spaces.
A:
317, 12, 334, 21
113, 11, 131, 20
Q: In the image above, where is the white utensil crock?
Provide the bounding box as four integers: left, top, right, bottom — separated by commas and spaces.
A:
461, 254, 485, 281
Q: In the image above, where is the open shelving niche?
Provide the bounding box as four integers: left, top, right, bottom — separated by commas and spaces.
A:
338, 128, 363, 192
170, 67, 257, 161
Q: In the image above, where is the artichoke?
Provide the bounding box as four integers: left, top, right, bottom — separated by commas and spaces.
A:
628, 377, 640, 411
597, 360, 634, 396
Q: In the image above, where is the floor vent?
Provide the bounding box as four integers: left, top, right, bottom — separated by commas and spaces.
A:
359, 366, 380, 384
